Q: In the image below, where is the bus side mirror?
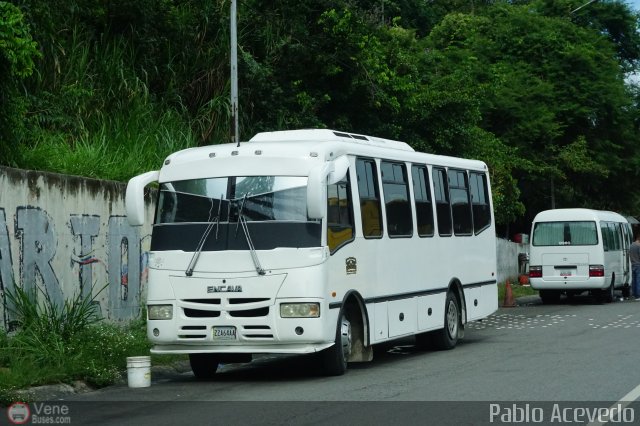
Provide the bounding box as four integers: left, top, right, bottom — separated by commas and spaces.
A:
327, 156, 349, 185
307, 156, 349, 220
125, 170, 160, 226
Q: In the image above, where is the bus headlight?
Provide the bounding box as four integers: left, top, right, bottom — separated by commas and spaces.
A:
148, 305, 173, 320
280, 303, 320, 318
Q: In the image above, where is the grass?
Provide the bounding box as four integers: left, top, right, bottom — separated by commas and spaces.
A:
0, 284, 173, 405
497, 278, 539, 305
20, 102, 198, 181
17, 27, 205, 181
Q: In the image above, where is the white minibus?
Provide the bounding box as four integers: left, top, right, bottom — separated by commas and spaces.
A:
125, 129, 498, 378
528, 208, 632, 304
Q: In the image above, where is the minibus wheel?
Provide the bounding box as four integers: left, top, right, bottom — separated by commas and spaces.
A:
431, 291, 460, 350
600, 279, 615, 304
321, 312, 352, 376
189, 353, 220, 380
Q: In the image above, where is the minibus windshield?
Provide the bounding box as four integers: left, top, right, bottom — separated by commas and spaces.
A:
155, 176, 311, 224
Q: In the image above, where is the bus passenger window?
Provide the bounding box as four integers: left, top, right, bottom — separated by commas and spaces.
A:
381, 161, 412, 237
470, 172, 491, 234
448, 169, 472, 235
411, 165, 434, 237
433, 167, 452, 236
327, 175, 354, 253
356, 158, 383, 238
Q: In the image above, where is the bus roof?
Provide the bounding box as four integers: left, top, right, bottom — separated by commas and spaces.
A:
249, 129, 415, 152
158, 129, 488, 182
532, 208, 628, 223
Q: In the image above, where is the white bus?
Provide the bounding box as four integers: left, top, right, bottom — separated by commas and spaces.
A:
125, 129, 498, 378
528, 208, 632, 304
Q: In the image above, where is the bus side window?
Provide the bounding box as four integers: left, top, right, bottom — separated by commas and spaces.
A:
356, 158, 383, 238
327, 175, 355, 253
381, 161, 413, 237
411, 165, 434, 237
433, 167, 452, 236
604, 222, 620, 251
448, 169, 472, 236
601, 222, 611, 251
470, 172, 491, 234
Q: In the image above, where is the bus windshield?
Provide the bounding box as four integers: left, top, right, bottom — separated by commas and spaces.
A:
156, 176, 311, 224
532, 221, 598, 246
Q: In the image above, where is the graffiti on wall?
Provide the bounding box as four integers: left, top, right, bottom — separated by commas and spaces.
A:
0, 206, 150, 330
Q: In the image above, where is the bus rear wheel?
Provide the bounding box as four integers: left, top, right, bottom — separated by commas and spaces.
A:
599, 279, 615, 304
189, 353, 220, 380
431, 291, 460, 351
321, 312, 352, 376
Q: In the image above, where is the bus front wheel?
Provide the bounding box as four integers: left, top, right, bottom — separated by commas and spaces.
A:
321, 312, 352, 376
189, 353, 220, 380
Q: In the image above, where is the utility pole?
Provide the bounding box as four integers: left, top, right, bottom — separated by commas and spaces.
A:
571, 0, 598, 15
230, 0, 239, 146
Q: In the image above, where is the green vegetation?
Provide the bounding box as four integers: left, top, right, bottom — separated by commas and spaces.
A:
0, 285, 153, 405
498, 280, 540, 305
2, 0, 639, 222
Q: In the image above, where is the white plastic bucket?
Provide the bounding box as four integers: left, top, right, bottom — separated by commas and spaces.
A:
126, 356, 151, 388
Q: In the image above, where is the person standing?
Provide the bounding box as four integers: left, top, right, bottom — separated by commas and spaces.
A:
631, 232, 640, 300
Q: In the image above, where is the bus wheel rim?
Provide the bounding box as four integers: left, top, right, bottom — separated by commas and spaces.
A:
447, 299, 458, 338
340, 317, 352, 360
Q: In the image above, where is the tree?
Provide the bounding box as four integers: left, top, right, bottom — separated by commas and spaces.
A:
427, 4, 640, 224
0, 1, 39, 165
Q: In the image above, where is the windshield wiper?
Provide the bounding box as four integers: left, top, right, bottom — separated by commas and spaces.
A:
235, 194, 266, 276
185, 195, 223, 276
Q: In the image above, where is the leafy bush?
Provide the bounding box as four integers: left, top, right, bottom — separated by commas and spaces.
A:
0, 284, 152, 403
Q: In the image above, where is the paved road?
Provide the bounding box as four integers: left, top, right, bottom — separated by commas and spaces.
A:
53, 295, 640, 425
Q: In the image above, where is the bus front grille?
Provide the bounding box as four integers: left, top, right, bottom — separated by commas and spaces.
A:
229, 307, 269, 317
184, 308, 221, 318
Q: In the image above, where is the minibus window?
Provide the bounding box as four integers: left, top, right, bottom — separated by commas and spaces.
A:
532, 221, 597, 246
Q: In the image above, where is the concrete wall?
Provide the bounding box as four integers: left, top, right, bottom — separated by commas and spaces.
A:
496, 237, 529, 285
0, 165, 526, 330
0, 166, 154, 330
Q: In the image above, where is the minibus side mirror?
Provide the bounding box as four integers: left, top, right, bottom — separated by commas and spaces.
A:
307, 156, 349, 220
327, 156, 349, 185
125, 170, 160, 226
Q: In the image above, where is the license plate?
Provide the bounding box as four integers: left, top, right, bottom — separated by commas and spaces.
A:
212, 326, 237, 341
559, 270, 573, 277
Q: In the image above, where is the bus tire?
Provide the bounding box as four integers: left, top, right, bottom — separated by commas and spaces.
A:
600, 279, 615, 304
431, 291, 460, 351
539, 290, 561, 304
189, 353, 220, 380
321, 312, 352, 376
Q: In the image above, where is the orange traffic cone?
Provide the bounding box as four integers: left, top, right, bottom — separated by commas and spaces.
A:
503, 279, 516, 308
